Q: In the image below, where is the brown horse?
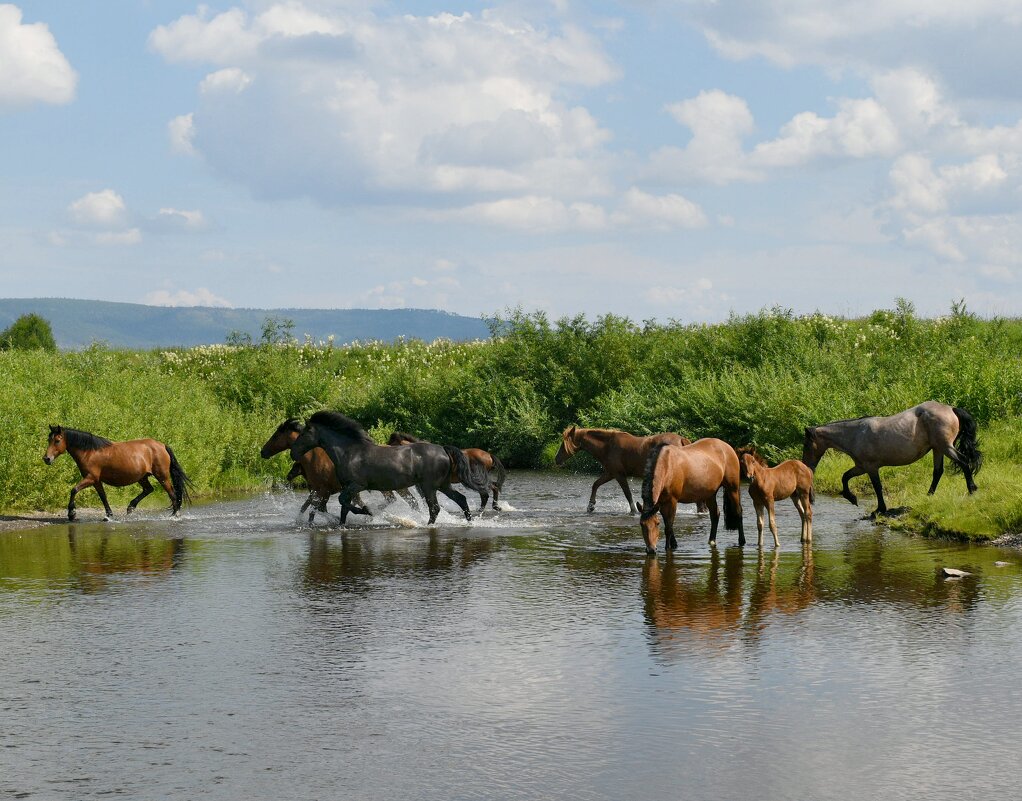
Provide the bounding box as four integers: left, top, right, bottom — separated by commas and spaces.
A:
260, 419, 372, 523
555, 426, 702, 514
44, 425, 192, 521
741, 453, 814, 547
388, 432, 507, 512
803, 401, 982, 516
636, 439, 745, 553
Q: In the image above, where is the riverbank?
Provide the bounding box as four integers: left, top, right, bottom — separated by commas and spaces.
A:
1, 303, 1020, 541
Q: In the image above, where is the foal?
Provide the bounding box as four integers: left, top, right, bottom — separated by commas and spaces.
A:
741, 453, 814, 547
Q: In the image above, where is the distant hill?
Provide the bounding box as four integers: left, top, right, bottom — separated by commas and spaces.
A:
0, 298, 491, 350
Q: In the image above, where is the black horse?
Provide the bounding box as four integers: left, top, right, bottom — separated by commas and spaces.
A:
290, 411, 487, 524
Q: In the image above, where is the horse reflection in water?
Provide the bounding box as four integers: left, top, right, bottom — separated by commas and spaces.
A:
67, 529, 186, 594
641, 546, 818, 654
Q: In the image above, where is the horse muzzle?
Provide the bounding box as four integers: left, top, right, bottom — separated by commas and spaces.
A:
43, 455, 53, 465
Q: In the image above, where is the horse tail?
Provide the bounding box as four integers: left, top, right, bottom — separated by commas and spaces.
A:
721, 444, 743, 531
640, 443, 668, 521
809, 479, 816, 505
952, 407, 983, 476
444, 446, 487, 493
166, 445, 194, 507
489, 455, 507, 489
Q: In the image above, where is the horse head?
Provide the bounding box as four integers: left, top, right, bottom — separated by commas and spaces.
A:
44, 424, 65, 465
802, 427, 823, 471
290, 422, 321, 461
261, 418, 304, 459
554, 425, 579, 465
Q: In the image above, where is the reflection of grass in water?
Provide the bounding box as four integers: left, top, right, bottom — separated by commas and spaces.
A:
813, 419, 1022, 541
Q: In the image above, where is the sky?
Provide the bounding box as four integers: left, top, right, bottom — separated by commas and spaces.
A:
4, 1, 1022, 321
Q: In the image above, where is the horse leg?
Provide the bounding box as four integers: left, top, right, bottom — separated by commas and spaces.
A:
588, 472, 614, 513
440, 486, 473, 522
300, 491, 317, 523
767, 498, 780, 548
706, 495, 720, 546
945, 445, 979, 494
868, 471, 889, 517
423, 487, 442, 525
662, 498, 679, 550
840, 466, 865, 506
68, 477, 96, 521
754, 498, 765, 548
336, 485, 367, 524
615, 476, 638, 515
928, 451, 944, 495
805, 491, 813, 542
792, 495, 807, 543
127, 477, 155, 515
94, 482, 114, 521
397, 488, 420, 510
156, 474, 179, 515
476, 488, 489, 514
346, 491, 372, 517
491, 482, 500, 512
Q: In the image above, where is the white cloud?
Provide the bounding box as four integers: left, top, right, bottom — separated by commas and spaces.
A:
0, 4, 77, 107
68, 189, 128, 228
94, 228, 142, 247
144, 288, 233, 307
168, 112, 196, 155
199, 67, 252, 95
611, 188, 708, 230
154, 207, 207, 230
648, 90, 761, 185
152, 4, 619, 203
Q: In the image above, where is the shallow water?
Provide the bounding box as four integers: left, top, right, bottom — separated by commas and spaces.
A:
2, 472, 1021, 801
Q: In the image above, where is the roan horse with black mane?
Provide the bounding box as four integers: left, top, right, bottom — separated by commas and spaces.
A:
290, 411, 488, 524
44, 425, 193, 521
802, 401, 982, 517
555, 426, 703, 514
388, 432, 506, 512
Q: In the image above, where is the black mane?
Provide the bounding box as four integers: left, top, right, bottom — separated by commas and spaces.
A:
276, 418, 305, 435
63, 427, 113, 451
389, 431, 423, 445
307, 411, 374, 445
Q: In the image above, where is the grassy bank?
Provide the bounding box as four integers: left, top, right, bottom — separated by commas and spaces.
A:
2, 301, 1021, 541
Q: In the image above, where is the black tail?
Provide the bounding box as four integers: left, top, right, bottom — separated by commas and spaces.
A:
445, 446, 488, 493
952, 407, 983, 476
640, 443, 668, 521
809, 481, 816, 505
166, 445, 194, 510
489, 455, 507, 489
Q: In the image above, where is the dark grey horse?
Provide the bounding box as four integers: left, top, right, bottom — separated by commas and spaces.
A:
290, 411, 486, 525
802, 401, 982, 517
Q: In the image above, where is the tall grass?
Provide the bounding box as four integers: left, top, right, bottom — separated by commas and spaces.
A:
3, 301, 1022, 539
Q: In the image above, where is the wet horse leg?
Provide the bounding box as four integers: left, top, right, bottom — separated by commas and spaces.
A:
491, 481, 500, 512
615, 476, 638, 515
767, 497, 780, 548
67, 476, 96, 521
422, 487, 442, 525
792, 494, 808, 543
840, 466, 866, 506
662, 498, 678, 550
439, 486, 473, 521
753, 496, 766, 547
588, 472, 614, 513
127, 477, 155, 515
868, 471, 889, 517
94, 482, 114, 520
705, 494, 720, 546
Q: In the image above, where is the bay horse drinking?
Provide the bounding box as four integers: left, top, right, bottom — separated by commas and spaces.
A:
290, 411, 487, 525
44, 425, 193, 521
802, 401, 982, 517
388, 432, 507, 512
636, 439, 745, 553
555, 426, 702, 514
741, 452, 814, 547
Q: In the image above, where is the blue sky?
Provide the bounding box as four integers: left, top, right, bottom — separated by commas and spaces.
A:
4, 1, 1022, 321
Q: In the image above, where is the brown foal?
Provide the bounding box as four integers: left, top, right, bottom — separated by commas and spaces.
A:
742, 453, 814, 547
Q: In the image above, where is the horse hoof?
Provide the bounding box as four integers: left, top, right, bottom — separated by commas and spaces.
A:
587, 504, 596, 513
645, 547, 656, 556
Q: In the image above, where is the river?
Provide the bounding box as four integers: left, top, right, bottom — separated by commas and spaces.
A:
2, 471, 1020, 800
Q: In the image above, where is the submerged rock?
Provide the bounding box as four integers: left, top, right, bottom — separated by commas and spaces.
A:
995, 561, 1011, 567
941, 567, 971, 578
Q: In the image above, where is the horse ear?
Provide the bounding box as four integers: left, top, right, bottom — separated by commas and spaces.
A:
568, 425, 576, 437
49, 424, 61, 434
636, 501, 644, 514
